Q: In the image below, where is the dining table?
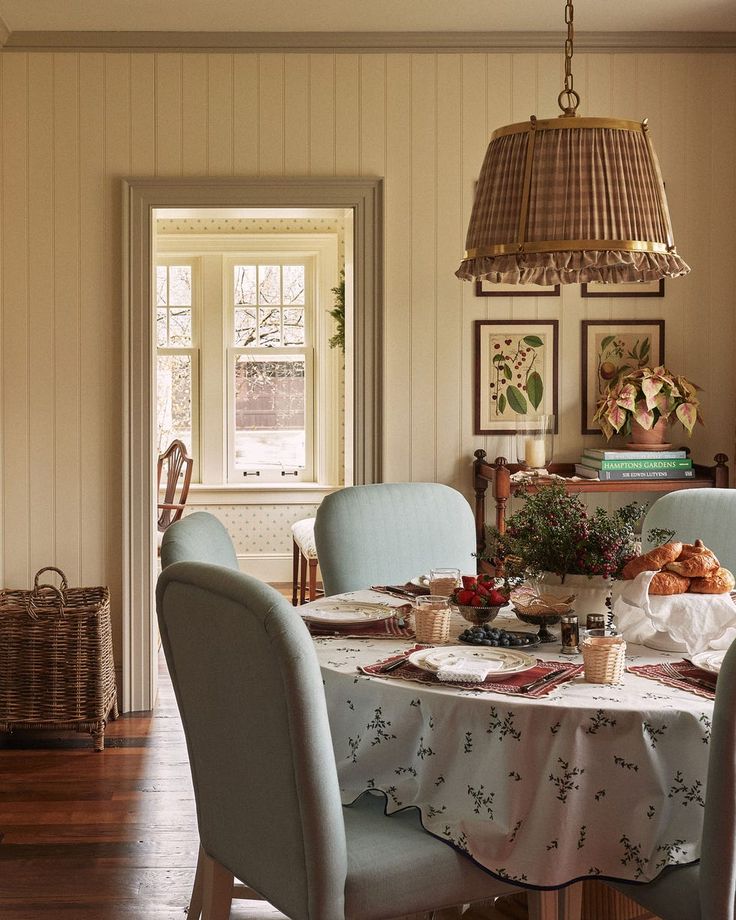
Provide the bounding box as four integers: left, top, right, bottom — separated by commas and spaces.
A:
302, 589, 716, 920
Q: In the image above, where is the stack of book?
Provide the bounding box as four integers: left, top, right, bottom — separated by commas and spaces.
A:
575, 448, 694, 481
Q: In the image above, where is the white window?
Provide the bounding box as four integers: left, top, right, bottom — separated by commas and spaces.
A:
155, 262, 199, 465
228, 261, 314, 482
154, 234, 340, 491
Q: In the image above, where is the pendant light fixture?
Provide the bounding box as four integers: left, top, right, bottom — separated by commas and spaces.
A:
456, 1, 690, 286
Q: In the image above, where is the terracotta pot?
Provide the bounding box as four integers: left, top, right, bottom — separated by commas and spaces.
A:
628, 417, 669, 446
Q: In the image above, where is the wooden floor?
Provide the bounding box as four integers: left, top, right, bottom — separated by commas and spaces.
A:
0, 584, 651, 920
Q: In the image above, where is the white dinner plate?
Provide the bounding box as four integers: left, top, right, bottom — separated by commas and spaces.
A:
407, 645, 535, 679
410, 575, 430, 588
690, 649, 725, 675
301, 600, 395, 627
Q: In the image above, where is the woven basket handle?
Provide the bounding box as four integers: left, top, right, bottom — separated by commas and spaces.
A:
27, 566, 68, 619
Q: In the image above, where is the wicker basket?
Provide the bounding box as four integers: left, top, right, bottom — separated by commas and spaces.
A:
582, 636, 626, 684
413, 604, 452, 644
0, 567, 118, 750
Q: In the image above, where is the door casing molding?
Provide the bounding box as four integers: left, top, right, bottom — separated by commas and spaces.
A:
122, 177, 383, 712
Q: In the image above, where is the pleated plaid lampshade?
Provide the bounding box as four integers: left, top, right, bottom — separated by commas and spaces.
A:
456, 115, 690, 285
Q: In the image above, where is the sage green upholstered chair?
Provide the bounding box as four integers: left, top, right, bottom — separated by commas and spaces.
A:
160, 511, 239, 572
606, 635, 736, 920
314, 483, 477, 596
156, 562, 524, 920
641, 488, 736, 574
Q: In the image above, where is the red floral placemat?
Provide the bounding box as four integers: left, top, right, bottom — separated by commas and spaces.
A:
307, 615, 415, 640
628, 660, 717, 699
360, 646, 583, 697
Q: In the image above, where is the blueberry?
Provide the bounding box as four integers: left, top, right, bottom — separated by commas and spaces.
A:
511, 637, 522, 646
471, 637, 483, 645
501, 637, 510, 647
490, 639, 499, 646
482, 638, 493, 646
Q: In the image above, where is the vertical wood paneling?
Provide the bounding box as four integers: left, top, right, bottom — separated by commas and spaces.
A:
1, 47, 735, 655
27, 55, 55, 571
409, 54, 438, 482
1, 54, 30, 585
53, 53, 82, 580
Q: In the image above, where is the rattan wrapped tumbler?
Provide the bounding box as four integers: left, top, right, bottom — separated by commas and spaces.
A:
582, 631, 626, 684
413, 596, 452, 645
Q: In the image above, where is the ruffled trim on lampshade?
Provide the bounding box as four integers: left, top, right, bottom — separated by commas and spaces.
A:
455, 248, 690, 285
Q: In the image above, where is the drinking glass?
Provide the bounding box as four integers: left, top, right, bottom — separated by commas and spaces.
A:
429, 568, 461, 597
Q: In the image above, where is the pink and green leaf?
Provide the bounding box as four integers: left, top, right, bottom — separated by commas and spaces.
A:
675, 402, 697, 434
633, 400, 655, 429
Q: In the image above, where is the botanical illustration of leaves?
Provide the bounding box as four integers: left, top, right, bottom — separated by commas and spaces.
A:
503, 364, 512, 381
600, 335, 616, 351
523, 335, 543, 347
498, 393, 507, 414
493, 353, 504, 364
640, 338, 650, 361
526, 371, 543, 410
506, 385, 528, 414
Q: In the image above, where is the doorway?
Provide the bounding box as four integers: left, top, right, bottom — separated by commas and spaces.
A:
123, 178, 383, 712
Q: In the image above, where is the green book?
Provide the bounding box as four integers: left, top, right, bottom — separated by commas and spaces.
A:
580, 457, 693, 471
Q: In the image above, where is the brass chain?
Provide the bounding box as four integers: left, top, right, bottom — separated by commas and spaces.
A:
558, 0, 580, 115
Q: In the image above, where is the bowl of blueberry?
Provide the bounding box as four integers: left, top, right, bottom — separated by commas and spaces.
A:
459, 624, 536, 648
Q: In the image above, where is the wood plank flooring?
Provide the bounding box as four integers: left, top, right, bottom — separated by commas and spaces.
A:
0, 584, 653, 920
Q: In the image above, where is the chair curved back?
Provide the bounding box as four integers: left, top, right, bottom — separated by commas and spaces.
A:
161, 511, 239, 571
642, 489, 736, 574
699, 636, 736, 919
157, 439, 194, 532
314, 482, 477, 596
156, 562, 349, 920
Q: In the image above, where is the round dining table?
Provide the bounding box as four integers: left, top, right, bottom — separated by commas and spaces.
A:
307, 590, 714, 914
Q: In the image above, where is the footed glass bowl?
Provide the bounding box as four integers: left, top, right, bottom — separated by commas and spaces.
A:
455, 604, 502, 627
512, 608, 561, 643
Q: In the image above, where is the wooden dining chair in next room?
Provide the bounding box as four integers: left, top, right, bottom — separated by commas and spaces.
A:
157, 439, 194, 550
604, 636, 736, 920
156, 561, 528, 920
314, 482, 477, 596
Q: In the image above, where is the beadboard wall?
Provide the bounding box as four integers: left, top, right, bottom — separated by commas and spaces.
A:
1, 50, 735, 658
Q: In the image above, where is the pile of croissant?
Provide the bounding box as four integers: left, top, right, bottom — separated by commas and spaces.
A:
622, 539, 735, 596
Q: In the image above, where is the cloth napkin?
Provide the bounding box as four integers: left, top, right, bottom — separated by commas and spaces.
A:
436, 656, 505, 683
613, 571, 736, 656
307, 614, 415, 640
628, 660, 717, 700
372, 582, 430, 598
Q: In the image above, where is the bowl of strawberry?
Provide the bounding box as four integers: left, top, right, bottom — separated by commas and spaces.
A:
450, 575, 511, 626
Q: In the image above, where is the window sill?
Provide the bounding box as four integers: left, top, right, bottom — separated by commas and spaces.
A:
188, 482, 341, 505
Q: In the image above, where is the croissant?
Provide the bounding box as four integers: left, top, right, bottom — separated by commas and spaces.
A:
649, 571, 690, 596
689, 567, 735, 595
666, 552, 719, 579
622, 542, 683, 580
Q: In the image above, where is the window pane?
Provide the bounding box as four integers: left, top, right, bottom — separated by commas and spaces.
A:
156, 266, 168, 306
283, 308, 305, 345
258, 307, 281, 346
168, 307, 192, 346
234, 307, 257, 346
168, 266, 192, 306
258, 265, 281, 305
233, 354, 305, 469
282, 265, 305, 304
157, 354, 193, 455
234, 265, 257, 305
156, 308, 168, 347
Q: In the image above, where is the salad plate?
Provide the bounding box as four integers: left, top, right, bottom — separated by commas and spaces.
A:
407, 646, 535, 679
301, 601, 395, 627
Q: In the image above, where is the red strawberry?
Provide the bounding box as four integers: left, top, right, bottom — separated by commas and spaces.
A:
456, 589, 475, 605
488, 590, 507, 606
470, 595, 485, 607
477, 573, 494, 585
461, 575, 477, 589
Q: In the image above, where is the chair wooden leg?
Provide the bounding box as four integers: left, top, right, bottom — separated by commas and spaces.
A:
299, 552, 307, 605
557, 883, 582, 920
201, 851, 234, 920
528, 889, 559, 920
187, 845, 205, 919
291, 539, 300, 606
308, 558, 318, 602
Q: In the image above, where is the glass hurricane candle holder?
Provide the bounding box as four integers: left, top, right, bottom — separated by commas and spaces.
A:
516, 415, 555, 469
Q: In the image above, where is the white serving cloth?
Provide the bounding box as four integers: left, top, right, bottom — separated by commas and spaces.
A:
614, 570, 736, 655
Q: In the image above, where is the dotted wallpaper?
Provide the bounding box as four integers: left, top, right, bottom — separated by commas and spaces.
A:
191, 504, 320, 555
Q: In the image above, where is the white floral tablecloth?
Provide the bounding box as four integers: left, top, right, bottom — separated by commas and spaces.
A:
307, 592, 714, 889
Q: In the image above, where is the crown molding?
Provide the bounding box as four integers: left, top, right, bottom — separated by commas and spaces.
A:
0, 15, 10, 48
2, 30, 736, 53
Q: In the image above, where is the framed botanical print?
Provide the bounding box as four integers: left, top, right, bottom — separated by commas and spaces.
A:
581, 279, 665, 298
474, 320, 559, 435
476, 279, 560, 297
581, 319, 665, 434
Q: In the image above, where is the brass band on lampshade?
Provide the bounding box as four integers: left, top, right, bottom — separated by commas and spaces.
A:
457, 112, 690, 285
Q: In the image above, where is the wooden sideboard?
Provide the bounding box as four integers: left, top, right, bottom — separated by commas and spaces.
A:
473, 449, 730, 557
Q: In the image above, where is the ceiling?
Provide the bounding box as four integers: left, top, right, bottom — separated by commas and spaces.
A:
1, 0, 735, 34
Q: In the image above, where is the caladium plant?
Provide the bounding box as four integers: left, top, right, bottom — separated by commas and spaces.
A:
593, 365, 703, 439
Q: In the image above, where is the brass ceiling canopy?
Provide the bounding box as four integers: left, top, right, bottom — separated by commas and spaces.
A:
456, 1, 690, 286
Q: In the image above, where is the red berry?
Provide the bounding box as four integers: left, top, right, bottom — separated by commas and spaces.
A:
461, 576, 477, 589
457, 589, 475, 605
470, 595, 485, 607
